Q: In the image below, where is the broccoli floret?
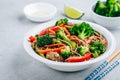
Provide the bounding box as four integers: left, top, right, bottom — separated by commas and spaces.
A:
106, 0, 116, 6
68, 22, 94, 40
77, 22, 94, 40
106, 1, 120, 17
60, 46, 74, 59
106, 0, 120, 17
94, 1, 107, 16
106, 4, 114, 17
90, 41, 106, 58
55, 18, 68, 26
36, 33, 53, 47
115, 2, 120, 10
56, 30, 76, 49
112, 2, 120, 16
68, 28, 76, 35
94, 0, 120, 17
68, 24, 79, 35
77, 46, 89, 56
117, 0, 120, 4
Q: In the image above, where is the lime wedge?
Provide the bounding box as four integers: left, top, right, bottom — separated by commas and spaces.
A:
64, 5, 84, 19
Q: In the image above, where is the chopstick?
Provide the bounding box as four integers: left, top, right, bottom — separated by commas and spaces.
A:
85, 49, 120, 80
93, 59, 120, 80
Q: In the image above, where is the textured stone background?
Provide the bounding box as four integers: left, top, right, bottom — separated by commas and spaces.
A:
0, 0, 120, 80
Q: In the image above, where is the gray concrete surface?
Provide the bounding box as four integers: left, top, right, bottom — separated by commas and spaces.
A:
0, 0, 120, 80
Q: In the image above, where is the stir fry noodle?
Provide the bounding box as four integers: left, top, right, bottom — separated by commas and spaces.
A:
29, 18, 107, 62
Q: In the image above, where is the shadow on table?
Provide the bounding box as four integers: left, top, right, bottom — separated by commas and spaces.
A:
17, 14, 41, 24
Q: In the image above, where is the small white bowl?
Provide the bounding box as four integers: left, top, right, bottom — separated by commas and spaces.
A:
91, 2, 120, 29
23, 2, 57, 22
23, 20, 116, 72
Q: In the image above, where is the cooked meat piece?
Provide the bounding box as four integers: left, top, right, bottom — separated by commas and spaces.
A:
46, 52, 63, 62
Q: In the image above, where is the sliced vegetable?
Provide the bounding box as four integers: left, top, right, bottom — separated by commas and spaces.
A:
50, 26, 60, 32
46, 44, 65, 52
37, 49, 51, 54
37, 44, 65, 54
29, 35, 36, 43
59, 24, 73, 28
39, 26, 60, 36
64, 5, 84, 19
63, 27, 70, 37
65, 52, 92, 62
48, 28, 55, 35
69, 36, 83, 44
39, 29, 48, 36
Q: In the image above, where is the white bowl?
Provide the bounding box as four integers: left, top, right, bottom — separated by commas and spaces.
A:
23, 2, 57, 22
91, 3, 120, 29
23, 20, 116, 72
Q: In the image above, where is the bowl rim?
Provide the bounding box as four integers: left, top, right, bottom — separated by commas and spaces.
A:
23, 20, 116, 67
91, 1, 120, 19
23, 2, 57, 18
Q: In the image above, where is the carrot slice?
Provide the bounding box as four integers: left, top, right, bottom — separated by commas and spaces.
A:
37, 44, 65, 54
52, 46, 65, 52
37, 49, 52, 54
64, 25, 73, 28
63, 27, 70, 37
69, 36, 79, 42
59, 24, 64, 27
48, 28, 55, 35
69, 23, 74, 27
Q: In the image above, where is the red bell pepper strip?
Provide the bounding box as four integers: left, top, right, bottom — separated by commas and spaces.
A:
39, 29, 48, 36
50, 26, 60, 32
29, 35, 36, 43
39, 26, 60, 36
65, 52, 92, 62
